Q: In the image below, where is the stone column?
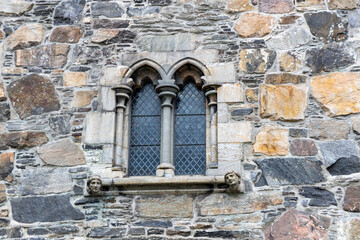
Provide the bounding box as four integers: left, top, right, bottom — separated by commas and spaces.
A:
155, 81, 179, 177
112, 85, 133, 176
203, 84, 220, 168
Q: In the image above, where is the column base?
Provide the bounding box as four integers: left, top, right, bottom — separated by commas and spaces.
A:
156, 163, 175, 177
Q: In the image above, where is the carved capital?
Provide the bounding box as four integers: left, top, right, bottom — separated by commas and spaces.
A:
112, 85, 133, 110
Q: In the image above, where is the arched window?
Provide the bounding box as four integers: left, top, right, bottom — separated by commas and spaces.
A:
174, 80, 206, 175
128, 82, 161, 176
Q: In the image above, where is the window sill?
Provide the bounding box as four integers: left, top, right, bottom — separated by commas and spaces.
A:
94, 176, 228, 195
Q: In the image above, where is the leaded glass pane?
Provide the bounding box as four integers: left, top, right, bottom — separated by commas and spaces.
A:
174, 81, 206, 175
129, 83, 161, 176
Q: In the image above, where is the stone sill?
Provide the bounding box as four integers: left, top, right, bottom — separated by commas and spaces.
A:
97, 176, 228, 195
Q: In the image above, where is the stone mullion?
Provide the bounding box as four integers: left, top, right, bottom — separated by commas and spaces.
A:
112, 85, 133, 176
155, 81, 179, 177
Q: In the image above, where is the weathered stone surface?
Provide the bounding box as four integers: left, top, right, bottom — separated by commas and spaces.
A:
348, 9, 360, 28
279, 15, 300, 24
296, 0, 326, 11
319, 140, 358, 167
16, 44, 70, 69
311, 72, 360, 116
217, 83, 244, 103
265, 73, 306, 84
136, 195, 193, 218
63, 72, 87, 87
0, 0, 33, 16
54, 0, 85, 25
71, 90, 97, 108
345, 219, 360, 240
49, 115, 71, 135
305, 11, 346, 42
0, 103, 10, 122
255, 158, 325, 185
310, 119, 350, 140
11, 195, 85, 223
0, 184, 5, 203
267, 24, 312, 50
279, 51, 302, 72
258, 0, 294, 13
227, 0, 254, 11
0, 152, 14, 180
2, 67, 27, 75
19, 167, 72, 195
306, 44, 354, 73
239, 49, 276, 74
137, 33, 198, 52
87, 228, 125, 238
289, 128, 308, 138
37, 139, 85, 166
260, 84, 308, 121
7, 74, 60, 119
0, 81, 5, 102
234, 13, 274, 38
352, 116, 360, 134
253, 126, 289, 156
91, 2, 124, 18
290, 139, 317, 156
0, 131, 48, 149
208, 63, 236, 83
327, 0, 357, 9
198, 191, 283, 215
50, 26, 83, 43
218, 122, 252, 143
91, 29, 120, 43
265, 210, 330, 240
343, 186, 360, 212
127, 6, 160, 17
93, 19, 130, 29
84, 112, 115, 144
299, 187, 336, 207
218, 144, 243, 162
246, 89, 258, 103
328, 155, 360, 176
6, 23, 45, 50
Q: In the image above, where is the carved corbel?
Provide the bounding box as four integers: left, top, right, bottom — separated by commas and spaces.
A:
224, 171, 245, 194
87, 175, 103, 195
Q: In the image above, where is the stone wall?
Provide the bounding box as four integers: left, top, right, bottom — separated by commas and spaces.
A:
1, 0, 360, 239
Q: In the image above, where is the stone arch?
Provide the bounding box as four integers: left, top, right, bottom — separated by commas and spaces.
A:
167, 58, 211, 84
123, 59, 167, 85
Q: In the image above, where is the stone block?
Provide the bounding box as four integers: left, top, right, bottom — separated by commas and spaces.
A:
37, 139, 86, 166
352, 115, 360, 134
84, 112, 115, 144
258, 0, 295, 13
0, 81, 5, 102
19, 167, 72, 195
218, 122, 252, 143
91, 29, 120, 44
319, 140, 359, 167
265, 73, 306, 84
311, 72, 360, 116
93, 19, 130, 29
0, 103, 10, 122
253, 126, 289, 156
348, 9, 360, 28
11, 195, 85, 223
327, 0, 357, 9
306, 44, 354, 73
344, 219, 360, 240
0, 152, 14, 180
260, 84, 308, 121
49, 115, 71, 135
136, 195, 193, 218
54, 0, 85, 25
278, 51, 302, 72
0, 0, 33, 15
235, 13, 274, 38
127, 6, 160, 17
7, 74, 60, 119
2, 67, 27, 75
64, 72, 87, 87
327, 155, 360, 176
50, 26, 83, 43
290, 139, 317, 156
207, 161, 242, 176
265, 210, 330, 240
6, 23, 44, 50
343, 186, 360, 212
296, 0, 326, 11
71, 90, 97, 108
239, 49, 276, 74
91, 2, 124, 18
227, 0, 254, 11
87, 228, 125, 238
16, 44, 70, 69
198, 191, 283, 215
255, 158, 325, 185
310, 119, 350, 140
100, 66, 128, 86
299, 187, 336, 207
0, 184, 5, 203
218, 83, 244, 103
267, 24, 312, 50
137, 33, 198, 52
0, 131, 48, 149
245, 89, 258, 103
208, 63, 236, 83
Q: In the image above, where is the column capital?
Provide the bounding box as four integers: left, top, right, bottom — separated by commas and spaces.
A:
203, 83, 220, 107
112, 85, 133, 109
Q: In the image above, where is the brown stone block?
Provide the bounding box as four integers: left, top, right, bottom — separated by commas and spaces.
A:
296, 0, 325, 11
253, 126, 289, 156
228, 0, 254, 11
289, 139, 318, 156
259, 0, 295, 13
71, 90, 97, 107
0, 81, 6, 102
64, 72, 87, 87
327, 0, 357, 9
278, 51, 302, 72
5, 23, 44, 50
0, 152, 14, 180
246, 88, 258, 103
343, 186, 360, 212
0, 132, 48, 149
265, 73, 306, 84
235, 13, 274, 38
50, 26, 83, 43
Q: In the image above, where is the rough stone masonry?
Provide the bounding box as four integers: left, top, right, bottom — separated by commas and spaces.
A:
0, 0, 360, 239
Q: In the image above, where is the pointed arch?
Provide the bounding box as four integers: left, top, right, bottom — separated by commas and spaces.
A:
123, 59, 167, 81
167, 57, 211, 82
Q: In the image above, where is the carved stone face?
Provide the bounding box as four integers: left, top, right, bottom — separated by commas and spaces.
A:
225, 172, 239, 186
89, 179, 101, 193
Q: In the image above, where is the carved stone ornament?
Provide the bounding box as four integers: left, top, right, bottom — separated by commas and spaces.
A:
224, 170, 244, 194
87, 175, 102, 195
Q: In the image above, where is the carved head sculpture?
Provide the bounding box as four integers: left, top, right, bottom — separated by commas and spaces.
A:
224, 171, 241, 186
87, 175, 102, 194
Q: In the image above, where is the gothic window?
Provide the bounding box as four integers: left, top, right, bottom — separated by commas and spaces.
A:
128, 82, 161, 176
174, 80, 206, 175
